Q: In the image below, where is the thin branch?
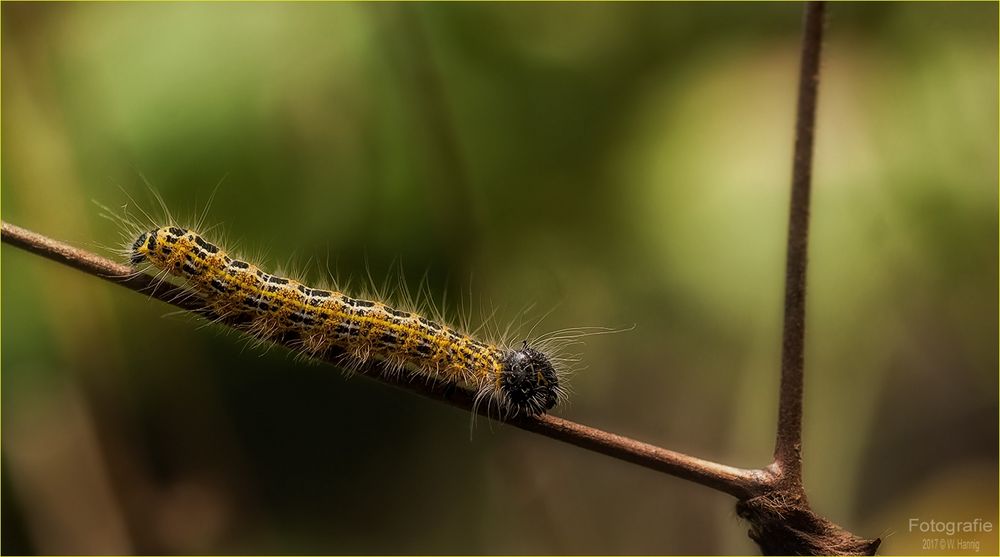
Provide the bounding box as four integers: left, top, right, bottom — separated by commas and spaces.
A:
774, 1, 825, 487
2, 220, 767, 500
739, 6, 879, 554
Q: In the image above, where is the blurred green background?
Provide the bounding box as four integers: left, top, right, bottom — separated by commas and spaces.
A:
2, 2, 997, 554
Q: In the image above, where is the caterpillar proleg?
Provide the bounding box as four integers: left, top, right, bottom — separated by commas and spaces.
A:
123, 222, 571, 417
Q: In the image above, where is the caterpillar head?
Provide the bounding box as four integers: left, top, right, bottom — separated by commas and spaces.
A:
499, 344, 560, 416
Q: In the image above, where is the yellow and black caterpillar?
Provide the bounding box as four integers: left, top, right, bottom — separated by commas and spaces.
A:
130, 225, 564, 416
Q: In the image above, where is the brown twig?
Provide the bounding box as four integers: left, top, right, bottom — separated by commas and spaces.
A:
773, 0, 825, 489
733, 3, 881, 554
1, 220, 764, 501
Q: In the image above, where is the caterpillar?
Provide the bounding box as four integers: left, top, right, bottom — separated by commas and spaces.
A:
126, 223, 569, 417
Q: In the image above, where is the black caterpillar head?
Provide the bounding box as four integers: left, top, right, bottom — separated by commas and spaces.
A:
499, 344, 559, 416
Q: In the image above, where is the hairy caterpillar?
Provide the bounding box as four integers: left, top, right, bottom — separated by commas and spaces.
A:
121, 218, 572, 417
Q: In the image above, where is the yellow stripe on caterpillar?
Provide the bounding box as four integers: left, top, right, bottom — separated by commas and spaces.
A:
130, 225, 562, 416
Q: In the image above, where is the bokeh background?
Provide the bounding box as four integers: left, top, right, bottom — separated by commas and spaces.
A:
2, 2, 997, 554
